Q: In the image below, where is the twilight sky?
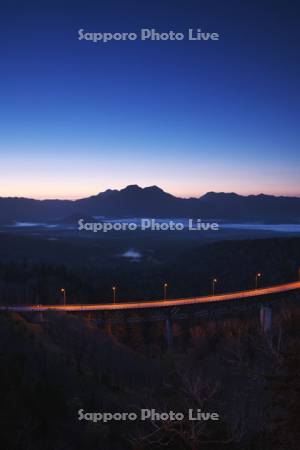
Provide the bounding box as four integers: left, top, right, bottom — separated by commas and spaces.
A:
0, 0, 299, 199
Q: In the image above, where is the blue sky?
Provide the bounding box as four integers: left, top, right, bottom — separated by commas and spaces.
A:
0, 0, 299, 198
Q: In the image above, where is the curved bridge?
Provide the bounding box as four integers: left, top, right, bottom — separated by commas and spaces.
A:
2, 280, 300, 312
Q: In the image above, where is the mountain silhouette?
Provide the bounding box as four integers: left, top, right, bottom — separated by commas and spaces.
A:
0, 185, 299, 224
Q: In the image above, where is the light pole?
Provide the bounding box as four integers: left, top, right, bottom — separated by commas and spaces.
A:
212, 278, 217, 296
255, 273, 262, 290
112, 286, 116, 304
60, 288, 66, 306
163, 283, 168, 301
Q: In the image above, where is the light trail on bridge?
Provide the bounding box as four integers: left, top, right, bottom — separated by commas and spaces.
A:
1, 281, 300, 313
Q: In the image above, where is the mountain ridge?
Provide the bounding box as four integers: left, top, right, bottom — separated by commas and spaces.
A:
0, 185, 299, 224
2, 185, 300, 202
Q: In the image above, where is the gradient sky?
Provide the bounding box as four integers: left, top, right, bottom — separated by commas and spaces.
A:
0, 0, 299, 199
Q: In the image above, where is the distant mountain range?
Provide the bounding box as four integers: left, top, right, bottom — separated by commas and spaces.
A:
0, 185, 300, 224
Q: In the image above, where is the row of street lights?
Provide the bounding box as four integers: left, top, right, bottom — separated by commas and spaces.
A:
211, 273, 263, 296
59, 272, 263, 305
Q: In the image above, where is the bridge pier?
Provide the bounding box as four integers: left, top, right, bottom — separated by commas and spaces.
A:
36, 311, 44, 323
165, 316, 173, 347
103, 312, 113, 335
260, 306, 272, 334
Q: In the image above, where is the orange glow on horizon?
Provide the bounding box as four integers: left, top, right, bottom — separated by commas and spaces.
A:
1, 186, 299, 200
1, 179, 300, 200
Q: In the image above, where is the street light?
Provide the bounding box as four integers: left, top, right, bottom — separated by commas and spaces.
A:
112, 286, 117, 304
60, 288, 66, 306
212, 278, 218, 296
163, 283, 168, 300
255, 273, 262, 290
